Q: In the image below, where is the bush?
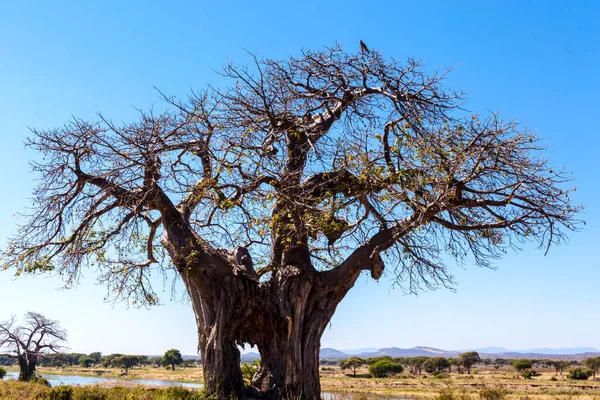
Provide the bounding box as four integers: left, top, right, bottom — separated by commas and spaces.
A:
49, 386, 74, 400
549, 376, 558, 381
240, 361, 259, 387
0, 367, 6, 379
0, 381, 217, 400
567, 367, 592, 380
368, 360, 404, 378
479, 387, 507, 400
435, 386, 470, 400
433, 371, 449, 379
520, 369, 540, 379
512, 359, 533, 372
31, 375, 51, 387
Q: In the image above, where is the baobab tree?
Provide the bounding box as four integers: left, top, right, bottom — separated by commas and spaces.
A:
1, 44, 580, 399
0, 312, 67, 381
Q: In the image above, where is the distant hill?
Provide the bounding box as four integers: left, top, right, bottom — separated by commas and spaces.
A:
240, 352, 261, 363
318, 346, 600, 361
517, 348, 600, 355
319, 348, 349, 359
360, 346, 458, 358
473, 347, 512, 354
340, 348, 378, 355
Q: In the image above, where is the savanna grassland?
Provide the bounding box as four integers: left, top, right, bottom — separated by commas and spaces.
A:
4, 364, 600, 399
319, 364, 600, 399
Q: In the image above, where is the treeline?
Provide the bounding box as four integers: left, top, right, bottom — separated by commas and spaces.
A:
332, 352, 600, 380
0, 349, 197, 373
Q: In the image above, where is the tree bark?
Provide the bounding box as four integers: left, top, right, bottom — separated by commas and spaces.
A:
162, 217, 364, 399
18, 354, 37, 381
178, 261, 360, 399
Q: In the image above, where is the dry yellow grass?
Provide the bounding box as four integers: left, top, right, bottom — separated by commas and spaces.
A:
5, 364, 600, 399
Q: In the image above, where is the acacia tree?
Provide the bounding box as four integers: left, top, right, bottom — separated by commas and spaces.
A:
1, 45, 580, 399
458, 351, 481, 374
162, 348, 184, 370
0, 312, 67, 381
339, 356, 365, 376
583, 357, 600, 378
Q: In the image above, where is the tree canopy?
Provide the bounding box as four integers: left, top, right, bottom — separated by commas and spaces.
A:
1, 45, 580, 305
161, 349, 183, 371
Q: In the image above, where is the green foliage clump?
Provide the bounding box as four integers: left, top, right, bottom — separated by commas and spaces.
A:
512, 359, 533, 372
368, 360, 403, 378
241, 360, 259, 387
364, 356, 392, 365
549, 376, 558, 381
0, 367, 6, 379
434, 386, 470, 400
49, 386, 74, 400
0, 381, 216, 400
161, 349, 184, 371
567, 367, 592, 380
78, 357, 96, 368
479, 387, 507, 400
31, 375, 51, 386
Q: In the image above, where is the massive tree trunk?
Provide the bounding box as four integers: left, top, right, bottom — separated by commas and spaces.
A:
18, 354, 37, 381
179, 259, 359, 400
161, 214, 367, 400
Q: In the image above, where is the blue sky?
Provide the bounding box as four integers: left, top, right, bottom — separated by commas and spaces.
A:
1, 1, 599, 355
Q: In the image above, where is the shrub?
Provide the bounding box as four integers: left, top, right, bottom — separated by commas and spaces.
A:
368, 360, 403, 378
49, 386, 74, 400
433, 371, 449, 379
567, 367, 592, 380
0, 367, 6, 379
240, 360, 259, 387
0, 381, 215, 400
435, 386, 470, 400
520, 369, 540, 379
31, 375, 51, 387
549, 376, 558, 381
480, 387, 507, 400
512, 359, 533, 372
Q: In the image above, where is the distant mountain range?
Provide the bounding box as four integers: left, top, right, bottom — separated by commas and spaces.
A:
166, 346, 600, 363
316, 346, 600, 360
471, 347, 600, 355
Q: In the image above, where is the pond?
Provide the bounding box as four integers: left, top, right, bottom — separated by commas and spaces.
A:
4, 370, 203, 388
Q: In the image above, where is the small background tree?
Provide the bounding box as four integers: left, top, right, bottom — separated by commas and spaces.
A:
552, 360, 571, 375
161, 349, 184, 371
0, 312, 67, 381
512, 359, 533, 373
113, 355, 141, 374
583, 357, 600, 378
339, 357, 365, 376
78, 357, 96, 368
458, 352, 480, 374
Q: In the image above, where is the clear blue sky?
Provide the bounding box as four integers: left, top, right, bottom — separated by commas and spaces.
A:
1, 1, 599, 355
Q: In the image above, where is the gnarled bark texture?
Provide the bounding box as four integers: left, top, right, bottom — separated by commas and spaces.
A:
18, 354, 37, 381
162, 215, 374, 399
182, 262, 363, 399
